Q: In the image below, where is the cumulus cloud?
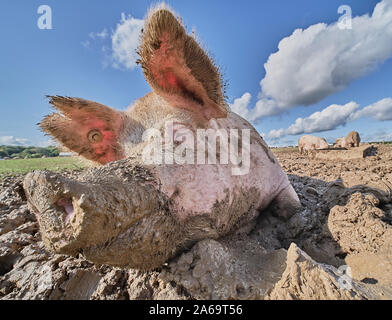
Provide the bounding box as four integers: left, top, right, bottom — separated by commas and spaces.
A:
81, 40, 91, 48
0, 136, 30, 146
235, 0, 392, 121
285, 102, 359, 135
89, 28, 109, 40
229, 93, 281, 122
83, 14, 144, 70
363, 130, 392, 142
111, 13, 144, 70
249, 96, 280, 121
263, 102, 359, 140
229, 93, 251, 120
263, 97, 392, 142
37, 138, 57, 148
352, 98, 392, 121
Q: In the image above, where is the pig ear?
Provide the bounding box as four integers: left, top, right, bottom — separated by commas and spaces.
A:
138, 7, 228, 121
40, 96, 125, 164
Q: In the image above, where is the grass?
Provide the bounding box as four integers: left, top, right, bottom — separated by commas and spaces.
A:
0, 157, 85, 177
271, 146, 299, 154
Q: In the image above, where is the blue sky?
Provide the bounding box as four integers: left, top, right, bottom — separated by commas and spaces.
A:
1, 0, 391, 147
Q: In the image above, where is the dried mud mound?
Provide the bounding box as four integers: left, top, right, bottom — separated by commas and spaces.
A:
1, 146, 392, 300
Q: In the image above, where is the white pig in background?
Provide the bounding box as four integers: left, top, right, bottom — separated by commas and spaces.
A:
298, 135, 329, 154
334, 131, 361, 148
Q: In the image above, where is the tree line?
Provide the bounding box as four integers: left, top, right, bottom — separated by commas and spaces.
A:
0, 146, 60, 159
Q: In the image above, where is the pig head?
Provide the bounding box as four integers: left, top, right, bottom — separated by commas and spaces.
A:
24, 5, 301, 270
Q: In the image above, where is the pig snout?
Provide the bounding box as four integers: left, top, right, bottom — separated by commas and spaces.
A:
24, 171, 74, 229
24, 172, 75, 223
23, 171, 91, 254
23, 166, 183, 269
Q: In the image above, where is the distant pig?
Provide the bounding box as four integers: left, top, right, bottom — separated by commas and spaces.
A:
335, 131, 361, 148
298, 135, 329, 154
23, 5, 301, 270
334, 137, 346, 148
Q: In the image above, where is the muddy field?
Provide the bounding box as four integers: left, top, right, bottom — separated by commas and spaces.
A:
0, 145, 391, 300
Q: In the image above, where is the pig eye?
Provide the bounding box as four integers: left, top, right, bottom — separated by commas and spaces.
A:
87, 130, 102, 143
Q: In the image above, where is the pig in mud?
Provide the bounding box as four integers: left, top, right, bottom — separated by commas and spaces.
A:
334, 131, 361, 148
334, 138, 346, 148
298, 135, 329, 154
23, 6, 301, 270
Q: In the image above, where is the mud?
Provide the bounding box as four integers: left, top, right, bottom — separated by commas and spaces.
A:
1, 145, 391, 300
313, 145, 377, 160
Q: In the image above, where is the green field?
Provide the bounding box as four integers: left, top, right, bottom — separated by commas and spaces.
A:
0, 157, 85, 177
271, 146, 299, 154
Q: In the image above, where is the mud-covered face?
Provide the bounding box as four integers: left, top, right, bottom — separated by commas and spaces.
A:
23, 165, 180, 269
26, 6, 231, 269
23, 170, 120, 254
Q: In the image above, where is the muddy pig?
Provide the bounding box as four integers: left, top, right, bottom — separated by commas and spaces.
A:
334, 137, 346, 148
298, 135, 329, 154
23, 5, 301, 270
335, 131, 361, 148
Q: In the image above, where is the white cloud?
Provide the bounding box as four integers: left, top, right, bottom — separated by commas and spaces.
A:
352, 98, 392, 121
83, 14, 144, 71
263, 97, 392, 143
362, 129, 392, 142
229, 93, 251, 119
263, 102, 359, 140
0, 136, 30, 146
81, 40, 91, 48
236, 0, 392, 121
263, 128, 286, 140
111, 13, 144, 70
250, 96, 281, 121
37, 138, 57, 148
89, 28, 109, 40
229, 93, 284, 122
285, 102, 359, 135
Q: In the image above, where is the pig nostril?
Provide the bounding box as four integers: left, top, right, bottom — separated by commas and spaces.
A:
57, 198, 70, 207
56, 198, 75, 224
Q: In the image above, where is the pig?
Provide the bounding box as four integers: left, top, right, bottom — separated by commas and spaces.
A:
298, 135, 329, 154
23, 5, 301, 270
334, 137, 346, 148
335, 131, 361, 148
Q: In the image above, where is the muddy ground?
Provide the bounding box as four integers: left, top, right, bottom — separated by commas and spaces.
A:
0, 145, 391, 299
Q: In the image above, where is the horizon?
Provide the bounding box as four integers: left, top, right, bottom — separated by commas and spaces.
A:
1, 0, 391, 147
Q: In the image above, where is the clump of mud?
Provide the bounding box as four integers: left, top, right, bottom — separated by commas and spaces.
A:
1, 146, 391, 300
